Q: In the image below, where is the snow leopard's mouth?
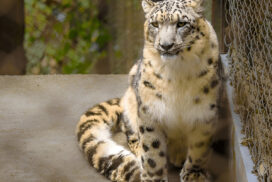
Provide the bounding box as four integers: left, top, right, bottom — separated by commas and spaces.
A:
162, 52, 178, 56
160, 51, 180, 57
160, 51, 180, 60
159, 51, 179, 57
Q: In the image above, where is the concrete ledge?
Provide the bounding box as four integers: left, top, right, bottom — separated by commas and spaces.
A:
0, 75, 232, 182
222, 55, 258, 182
226, 82, 258, 182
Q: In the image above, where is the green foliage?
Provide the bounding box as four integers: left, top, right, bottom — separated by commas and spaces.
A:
24, 0, 110, 74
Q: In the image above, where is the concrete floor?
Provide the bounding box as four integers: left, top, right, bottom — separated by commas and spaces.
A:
0, 75, 234, 182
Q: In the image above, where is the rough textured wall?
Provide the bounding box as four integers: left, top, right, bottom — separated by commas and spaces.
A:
106, 0, 144, 74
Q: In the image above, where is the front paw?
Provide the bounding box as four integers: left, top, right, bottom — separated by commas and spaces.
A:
141, 178, 168, 182
142, 180, 168, 182
141, 173, 168, 182
180, 168, 211, 182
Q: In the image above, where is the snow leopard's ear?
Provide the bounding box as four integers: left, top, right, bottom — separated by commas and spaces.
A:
187, 0, 205, 15
142, 0, 163, 15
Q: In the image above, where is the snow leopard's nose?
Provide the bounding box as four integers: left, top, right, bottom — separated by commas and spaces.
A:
160, 43, 174, 51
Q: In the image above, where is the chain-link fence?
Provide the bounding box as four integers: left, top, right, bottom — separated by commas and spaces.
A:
226, 0, 272, 181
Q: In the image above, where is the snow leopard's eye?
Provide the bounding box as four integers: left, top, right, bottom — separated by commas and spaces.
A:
177, 21, 187, 28
151, 22, 159, 28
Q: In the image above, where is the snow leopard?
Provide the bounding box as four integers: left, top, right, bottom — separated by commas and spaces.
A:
76, 0, 224, 181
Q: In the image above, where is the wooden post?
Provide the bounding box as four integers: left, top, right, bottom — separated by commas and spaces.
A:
0, 0, 27, 75
92, 0, 111, 74
212, 0, 228, 53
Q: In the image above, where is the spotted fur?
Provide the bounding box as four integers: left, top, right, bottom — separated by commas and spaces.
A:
76, 0, 223, 181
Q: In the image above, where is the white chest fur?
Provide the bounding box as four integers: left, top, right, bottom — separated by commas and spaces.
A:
149, 79, 216, 130
141, 56, 217, 133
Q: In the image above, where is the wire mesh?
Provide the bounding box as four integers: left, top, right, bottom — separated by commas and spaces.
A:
226, 0, 272, 181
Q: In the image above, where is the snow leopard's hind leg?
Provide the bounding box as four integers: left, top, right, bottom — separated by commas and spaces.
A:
122, 113, 141, 157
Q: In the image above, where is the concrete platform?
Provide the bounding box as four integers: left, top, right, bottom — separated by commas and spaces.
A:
0, 75, 234, 182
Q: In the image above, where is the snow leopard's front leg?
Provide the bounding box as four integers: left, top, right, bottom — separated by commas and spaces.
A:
180, 121, 215, 182
138, 118, 168, 182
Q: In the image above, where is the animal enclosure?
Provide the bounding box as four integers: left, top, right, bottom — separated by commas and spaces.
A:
226, 0, 272, 181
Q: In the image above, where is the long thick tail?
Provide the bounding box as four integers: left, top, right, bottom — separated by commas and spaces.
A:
76, 98, 141, 182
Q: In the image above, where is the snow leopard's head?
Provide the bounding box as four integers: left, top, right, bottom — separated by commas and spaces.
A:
142, 0, 207, 60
